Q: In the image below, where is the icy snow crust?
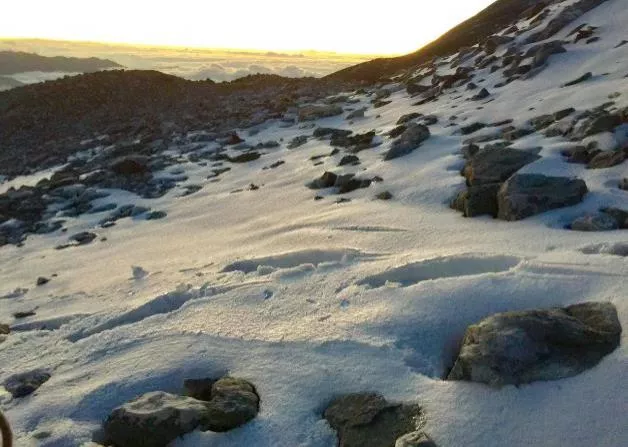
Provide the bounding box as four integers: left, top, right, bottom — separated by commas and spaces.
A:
1, 0, 627, 445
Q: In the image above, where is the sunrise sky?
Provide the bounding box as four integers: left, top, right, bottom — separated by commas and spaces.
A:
1, 0, 497, 55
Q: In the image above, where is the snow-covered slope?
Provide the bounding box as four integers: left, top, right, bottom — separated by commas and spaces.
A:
1, 0, 627, 446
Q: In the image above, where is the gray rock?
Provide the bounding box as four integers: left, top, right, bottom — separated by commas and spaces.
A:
397, 113, 422, 125
69, 231, 97, 245
103, 391, 210, 447
145, 211, 167, 220
338, 155, 360, 166
299, 104, 343, 121
572, 112, 621, 139
288, 135, 308, 149
346, 107, 368, 120
448, 302, 621, 386
4, 369, 51, 398
308, 172, 338, 189
384, 124, 430, 160
110, 156, 150, 176
620, 178, 628, 191
472, 88, 490, 101
497, 174, 588, 221
587, 151, 626, 169
600, 207, 628, 229
324, 393, 421, 447
375, 191, 393, 201
203, 377, 259, 432
314, 128, 353, 140
463, 147, 540, 186
571, 213, 619, 231
36, 277, 50, 286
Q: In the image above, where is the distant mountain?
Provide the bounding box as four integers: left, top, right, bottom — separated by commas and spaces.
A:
326, 0, 548, 82
0, 51, 123, 75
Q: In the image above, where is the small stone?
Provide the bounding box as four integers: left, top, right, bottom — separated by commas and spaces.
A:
36, 277, 50, 286
563, 72, 593, 87
69, 231, 97, 245
472, 88, 490, 100
375, 191, 393, 200
146, 211, 167, 220
338, 155, 360, 166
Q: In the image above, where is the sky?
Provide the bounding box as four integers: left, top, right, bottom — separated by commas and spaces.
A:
1, 0, 497, 55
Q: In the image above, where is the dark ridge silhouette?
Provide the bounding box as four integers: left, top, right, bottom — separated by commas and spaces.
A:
0, 51, 122, 75
325, 0, 546, 82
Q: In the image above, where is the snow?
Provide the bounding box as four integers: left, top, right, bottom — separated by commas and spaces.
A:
1, 0, 627, 446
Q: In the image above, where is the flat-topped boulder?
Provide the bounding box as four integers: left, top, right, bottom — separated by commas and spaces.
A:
463, 147, 540, 186
448, 302, 621, 386
497, 174, 588, 220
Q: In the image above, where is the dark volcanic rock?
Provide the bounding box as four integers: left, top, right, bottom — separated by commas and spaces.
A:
203, 377, 260, 432
4, 370, 51, 398
451, 183, 501, 217
448, 302, 621, 386
384, 124, 430, 160
103, 391, 210, 447
463, 147, 540, 186
324, 393, 422, 447
497, 174, 588, 220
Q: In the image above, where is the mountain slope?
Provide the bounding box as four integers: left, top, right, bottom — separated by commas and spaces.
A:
0, 1, 627, 446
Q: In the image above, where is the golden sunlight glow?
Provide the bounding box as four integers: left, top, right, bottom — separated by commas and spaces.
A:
1, 0, 496, 55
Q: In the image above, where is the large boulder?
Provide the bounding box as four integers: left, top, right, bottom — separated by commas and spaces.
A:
324, 393, 422, 447
587, 150, 626, 169
103, 391, 210, 447
448, 302, 621, 386
384, 123, 430, 160
497, 174, 588, 220
463, 147, 540, 186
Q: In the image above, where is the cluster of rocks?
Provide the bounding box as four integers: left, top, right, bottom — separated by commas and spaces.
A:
451, 145, 588, 220
0, 71, 352, 178
100, 376, 260, 447
308, 171, 383, 197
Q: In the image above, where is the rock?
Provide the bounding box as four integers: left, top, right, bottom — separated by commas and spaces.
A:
396, 432, 438, 447
460, 122, 486, 135
384, 124, 430, 160
324, 393, 421, 447
375, 191, 393, 201
472, 88, 490, 100
563, 72, 593, 87
388, 125, 407, 139
13, 309, 36, 318
309, 172, 338, 189
461, 144, 480, 159
526, 41, 566, 68
110, 156, 150, 176
463, 148, 540, 186
184, 378, 216, 401
620, 178, 628, 191
448, 302, 621, 386
332, 131, 376, 153
406, 83, 431, 96
299, 104, 343, 121
587, 150, 626, 169
484, 35, 514, 54
36, 277, 50, 286
346, 107, 367, 120
0, 324, 9, 335
4, 369, 51, 398
497, 174, 587, 220
451, 183, 501, 218
335, 174, 372, 194
571, 213, 619, 231
573, 112, 622, 139
229, 152, 261, 163
203, 377, 260, 432
103, 391, 210, 447
397, 113, 422, 125
145, 210, 167, 220
314, 128, 353, 140
288, 135, 308, 149
600, 207, 628, 228
69, 231, 97, 245
338, 155, 360, 166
